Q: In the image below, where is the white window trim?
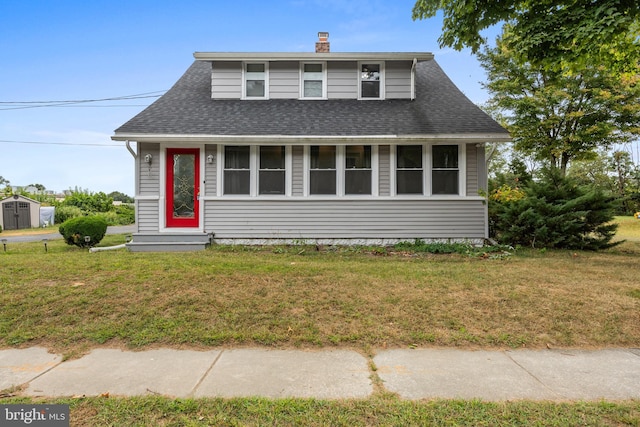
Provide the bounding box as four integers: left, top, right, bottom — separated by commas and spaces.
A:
429, 143, 466, 197
300, 62, 327, 99
217, 145, 291, 197
242, 62, 269, 100
391, 143, 466, 197
358, 61, 385, 100
304, 145, 378, 197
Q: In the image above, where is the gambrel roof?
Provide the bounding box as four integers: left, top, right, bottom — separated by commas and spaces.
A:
113, 58, 509, 141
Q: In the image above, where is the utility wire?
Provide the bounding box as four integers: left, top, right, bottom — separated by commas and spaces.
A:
0, 91, 165, 111
0, 139, 122, 147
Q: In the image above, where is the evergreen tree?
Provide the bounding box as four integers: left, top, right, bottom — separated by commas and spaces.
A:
491, 168, 619, 250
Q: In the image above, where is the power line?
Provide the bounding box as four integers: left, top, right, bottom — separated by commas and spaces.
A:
0, 139, 122, 147
0, 91, 165, 111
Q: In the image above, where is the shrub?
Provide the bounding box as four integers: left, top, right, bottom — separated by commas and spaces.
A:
59, 216, 108, 248
54, 205, 84, 224
60, 191, 114, 213
114, 204, 135, 225
490, 168, 620, 250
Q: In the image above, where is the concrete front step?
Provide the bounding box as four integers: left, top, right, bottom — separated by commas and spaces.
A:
126, 232, 214, 252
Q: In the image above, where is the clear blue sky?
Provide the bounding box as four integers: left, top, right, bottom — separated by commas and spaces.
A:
1, 0, 497, 197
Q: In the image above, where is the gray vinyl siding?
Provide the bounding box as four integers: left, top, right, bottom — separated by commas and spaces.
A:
138, 143, 160, 195
204, 144, 217, 196
327, 61, 358, 99
466, 143, 478, 196
136, 142, 161, 231
291, 145, 304, 196
378, 145, 391, 196
137, 199, 160, 232
385, 61, 412, 99
211, 61, 242, 99
477, 145, 487, 192
204, 199, 487, 239
270, 61, 299, 99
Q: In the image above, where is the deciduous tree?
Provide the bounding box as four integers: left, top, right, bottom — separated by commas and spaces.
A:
412, 0, 640, 71
479, 32, 640, 175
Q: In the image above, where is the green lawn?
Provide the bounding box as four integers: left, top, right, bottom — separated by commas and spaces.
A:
1, 217, 639, 425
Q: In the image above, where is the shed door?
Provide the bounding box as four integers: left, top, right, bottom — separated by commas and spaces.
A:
2, 201, 31, 230
166, 148, 200, 228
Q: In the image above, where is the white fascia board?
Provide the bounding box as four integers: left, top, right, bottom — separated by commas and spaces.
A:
112, 133, 511, 144
193, 52, 434, 62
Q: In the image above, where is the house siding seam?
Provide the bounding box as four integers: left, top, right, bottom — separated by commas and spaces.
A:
139, 143, 160, 195
378, 145, 391, 196
385, 61, 412, 99
269, 61, 299, 99
211, 61, 242, 99
466, 143, 478, 196
137, 199, 160, 232
204, 144, 217, 196
291, 146, 304, 196
203, 199, 487, 239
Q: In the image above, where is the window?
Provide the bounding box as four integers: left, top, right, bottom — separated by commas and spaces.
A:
224, 146, 250, 194
309, 146, 336, 195
432, 145, 459, 195
345, 145, 372, 195
259, 146, 285, 195
396, 145, 423, 194
360, 63, 382, 99
302, 63, 325, 98
244, 63, 267, 98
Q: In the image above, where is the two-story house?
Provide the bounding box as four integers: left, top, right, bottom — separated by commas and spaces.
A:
112, 33, 510, 251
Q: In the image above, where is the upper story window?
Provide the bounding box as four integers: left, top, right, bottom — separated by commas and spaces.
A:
301, 63, 326, 99
432, 145, 459, 195
359, 62, 383, 99
396, 145, 423, 195
244, 63, 268, 98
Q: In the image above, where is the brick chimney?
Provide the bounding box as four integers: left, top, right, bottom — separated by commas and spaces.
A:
315, 32, 330, 53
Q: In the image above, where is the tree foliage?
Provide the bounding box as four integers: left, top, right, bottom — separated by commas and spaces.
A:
479, 32, 640, 175
490, 168, 620, 250
59, 216, 108, 248
412, 0, 640, 71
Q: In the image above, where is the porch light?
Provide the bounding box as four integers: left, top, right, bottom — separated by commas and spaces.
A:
144, 154, 153, 164
207, 154, 214, 164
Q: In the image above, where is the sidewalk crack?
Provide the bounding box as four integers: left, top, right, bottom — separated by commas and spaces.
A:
188, 350, 224, 397
504, 351, 564, 399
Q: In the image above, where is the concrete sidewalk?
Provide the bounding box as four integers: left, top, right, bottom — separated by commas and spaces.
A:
1, 347, 639, 401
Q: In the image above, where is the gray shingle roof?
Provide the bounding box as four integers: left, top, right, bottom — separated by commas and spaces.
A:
114, 59, 508, 138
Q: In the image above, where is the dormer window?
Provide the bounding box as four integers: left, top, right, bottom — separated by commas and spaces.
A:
359, 62, 384, 99
301, 63, 326, 99
244, 63, 268, 98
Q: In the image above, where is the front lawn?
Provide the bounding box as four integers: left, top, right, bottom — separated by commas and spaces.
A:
1, 224, 638, 358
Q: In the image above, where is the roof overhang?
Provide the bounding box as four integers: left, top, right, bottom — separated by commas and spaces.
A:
112, 133, 511, 144
193, 52, 434, 62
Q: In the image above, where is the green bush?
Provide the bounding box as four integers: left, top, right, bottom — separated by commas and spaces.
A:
490, 168, 620, 250
114, 204, 135, 225
59, 216, 108, 248
61, 191, 114, 213
54, 205, 84, 224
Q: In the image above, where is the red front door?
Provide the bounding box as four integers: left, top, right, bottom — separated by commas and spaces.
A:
166, 148, 200, 228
